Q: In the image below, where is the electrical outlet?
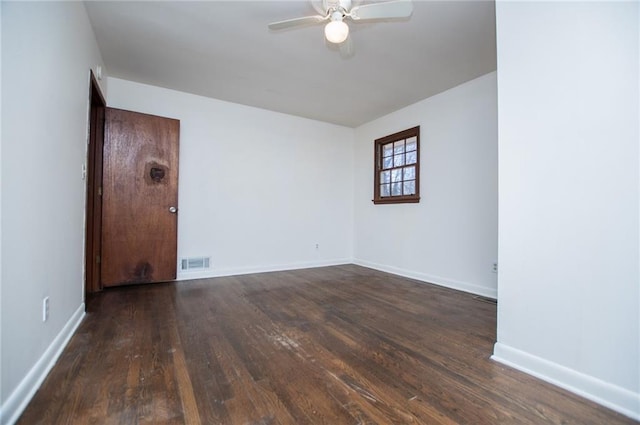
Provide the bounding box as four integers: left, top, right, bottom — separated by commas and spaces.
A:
315, 243, 319, 250
43, 297, 50, 322
492, 263, 498, 273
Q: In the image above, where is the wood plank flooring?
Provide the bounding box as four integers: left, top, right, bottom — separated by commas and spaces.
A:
17, 265, 637, 424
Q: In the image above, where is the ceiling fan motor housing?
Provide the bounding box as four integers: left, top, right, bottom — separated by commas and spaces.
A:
326, 0, 352, 15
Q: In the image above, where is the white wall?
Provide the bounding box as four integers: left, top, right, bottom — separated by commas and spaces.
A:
106, 78, 354, 279
1, 2, 106, 424
353, 73, 498, 298
493, 1, 639, 420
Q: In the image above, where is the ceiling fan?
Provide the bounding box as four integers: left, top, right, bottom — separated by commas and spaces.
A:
268, 0, 413, 50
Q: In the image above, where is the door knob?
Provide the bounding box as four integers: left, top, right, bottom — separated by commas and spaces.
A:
169, 206, 177, 213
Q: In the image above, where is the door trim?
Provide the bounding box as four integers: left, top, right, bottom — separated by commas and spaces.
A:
84, 70, 106, 301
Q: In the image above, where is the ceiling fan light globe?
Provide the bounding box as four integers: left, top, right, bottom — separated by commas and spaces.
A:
324, 20, 349, 44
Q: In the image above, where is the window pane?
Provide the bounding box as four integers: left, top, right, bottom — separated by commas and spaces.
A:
383, 143, 393, 157
391, 182, 402, 196
394, 154, 405, 167
380, 183, 390, 197
380, 170, 390, 183
406, 137, 417, 152
403, 166, 415, 180
393, 140, 405, 154
406, 151, 417, 165
403, 180, 415, 195
383, 156, 393, 169
391, 169, 402, 183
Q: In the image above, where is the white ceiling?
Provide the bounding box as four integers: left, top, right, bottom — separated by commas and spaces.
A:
85, 0, 496, 127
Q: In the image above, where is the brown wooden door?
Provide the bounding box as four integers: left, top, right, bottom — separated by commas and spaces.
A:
101, 108, 180, 287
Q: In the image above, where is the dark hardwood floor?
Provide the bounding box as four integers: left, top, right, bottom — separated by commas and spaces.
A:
17, 265, 636, 424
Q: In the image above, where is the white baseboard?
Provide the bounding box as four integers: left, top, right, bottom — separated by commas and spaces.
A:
353, 258, 497, 299
176, 258, 353, 281
492, 342, 640, 421
0, 304, 85, 425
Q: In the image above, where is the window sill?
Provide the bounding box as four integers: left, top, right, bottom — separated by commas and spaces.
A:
372, 197, 420, 205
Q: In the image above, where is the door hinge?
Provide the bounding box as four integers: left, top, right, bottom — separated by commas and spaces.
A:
96, 255, 101, 264
98, 186, 102, 196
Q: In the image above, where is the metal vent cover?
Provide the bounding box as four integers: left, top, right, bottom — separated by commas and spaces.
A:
180, 256, 210, 271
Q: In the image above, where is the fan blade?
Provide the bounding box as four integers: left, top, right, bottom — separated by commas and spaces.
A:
268, 15, 327, 30
349, 0, 413, 21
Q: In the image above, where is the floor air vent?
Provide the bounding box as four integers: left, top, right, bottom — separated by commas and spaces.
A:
180, 256, 210, 271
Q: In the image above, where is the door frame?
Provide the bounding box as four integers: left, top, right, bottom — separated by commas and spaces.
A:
84, 70, 106, 302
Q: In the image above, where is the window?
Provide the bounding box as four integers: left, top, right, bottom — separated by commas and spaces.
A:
373, 126, 420, 204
